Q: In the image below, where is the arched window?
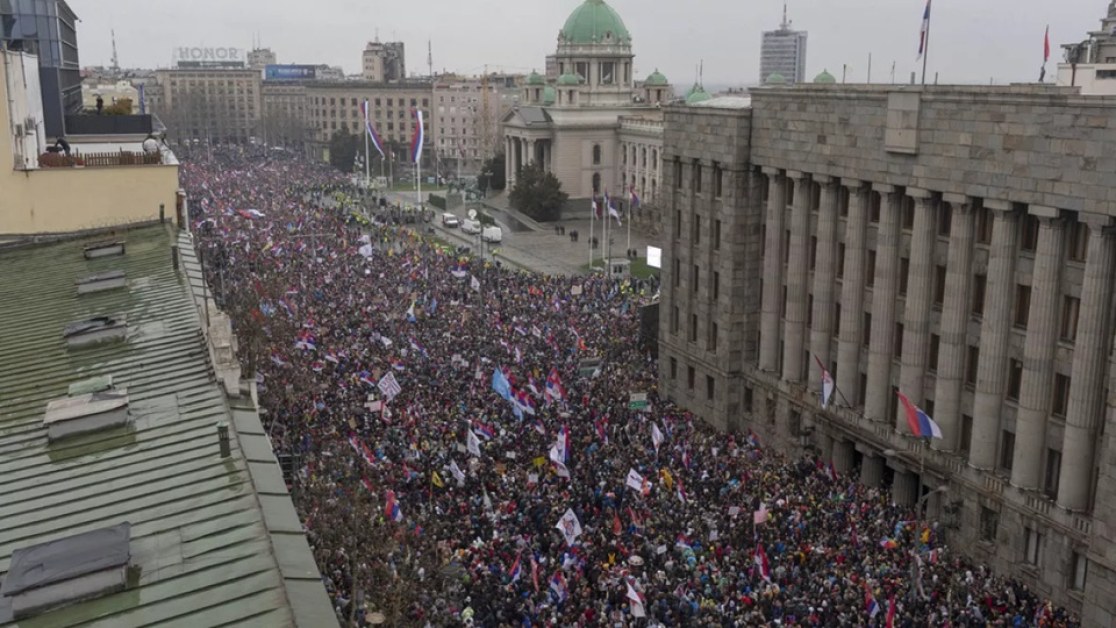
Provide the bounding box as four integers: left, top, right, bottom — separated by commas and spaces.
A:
622, 144, 627, 165
592, 144, 602, 165
641, 147, 647, 167
652, 149, 658, 170
592, 172, 601, 194
651, 178, 657, 202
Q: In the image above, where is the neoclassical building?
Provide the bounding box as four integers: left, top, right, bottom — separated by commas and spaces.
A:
503, 0, 674, 209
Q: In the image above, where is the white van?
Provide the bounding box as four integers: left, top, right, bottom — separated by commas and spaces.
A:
441, 213, 460, 228
461, 219, 482, 235
481, 226, 503, 243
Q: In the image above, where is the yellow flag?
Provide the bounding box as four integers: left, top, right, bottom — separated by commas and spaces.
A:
431, 471, 444, 488
533, 456, 547, 469
660, 468, 674, 490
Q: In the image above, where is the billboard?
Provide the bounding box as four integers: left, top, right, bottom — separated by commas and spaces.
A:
174, 47, 245, 68
265, 64, 318, 81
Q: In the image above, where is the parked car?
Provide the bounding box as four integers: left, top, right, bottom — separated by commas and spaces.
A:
481, 226, 503, 243
441, 213, 460, 228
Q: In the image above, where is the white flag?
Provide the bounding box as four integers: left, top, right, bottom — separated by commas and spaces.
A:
555, 508, 583, 546
377, 371, 402, 402
449, 459, 466, 485
549, 444, 571, 478
626, 579, 646, 618
651, 423, 664, 453
471, 275, 481, 292
467, 430, 482, 457
626, 468, 646, 492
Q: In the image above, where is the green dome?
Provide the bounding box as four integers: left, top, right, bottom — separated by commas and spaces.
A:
527, 70, 545, 85
765, 72, 787, 84
644, 69, 669, 86
685, 83, 711, 104
813, 69, 836, 84
557, 73, 582, 86
560, 0, 631, 45
542, 85, 557, 105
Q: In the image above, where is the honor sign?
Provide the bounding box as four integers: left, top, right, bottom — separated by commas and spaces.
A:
174, 47, 246, 68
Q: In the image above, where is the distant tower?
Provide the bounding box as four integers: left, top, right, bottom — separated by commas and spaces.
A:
428, 40, 433, 78
111, 29, 120, 73
760, 1, 808, 84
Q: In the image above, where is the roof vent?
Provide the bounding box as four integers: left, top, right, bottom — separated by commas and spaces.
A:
43, 388, 130, 441
63, 315, 127, 348
82, 240, 126, 260
76, 270, 127, 295
0, 523, 131, 619
68, 375, 114, 397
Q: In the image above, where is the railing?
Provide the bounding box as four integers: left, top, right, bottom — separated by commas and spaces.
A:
38, 150, 163, 169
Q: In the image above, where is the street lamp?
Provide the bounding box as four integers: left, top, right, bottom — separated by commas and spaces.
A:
916, 485, 948, 521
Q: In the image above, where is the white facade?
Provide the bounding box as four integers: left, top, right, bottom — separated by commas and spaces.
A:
3, 50, 46, 170
760, 28, 807, 84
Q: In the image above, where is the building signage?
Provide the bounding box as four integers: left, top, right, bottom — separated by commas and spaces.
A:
265, 65, 318, 81
175, 47, 244, 62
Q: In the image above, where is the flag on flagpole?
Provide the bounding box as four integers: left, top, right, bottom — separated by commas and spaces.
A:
754, 543, 771, 581
1043, 25, 1051, 62
384, 489, 402, 522
410, 109, 424, 164
363, 99, 385, 158
815, 355, 835, 407
625, 578, 647, 618
555, 508, 583, 546
471, 274, 481, 292
467, 429, 482, 457
865, 584, 880, 619
650, 423, 664, 453
449, 459, 466, 485
897, 390, 943, 439
886, 595, 897, 628
916, 0, 932, 60
508, 551, 523, 584
629, 185, 640, 210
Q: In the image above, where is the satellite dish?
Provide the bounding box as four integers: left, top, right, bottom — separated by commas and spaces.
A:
142, 138, 160, 154
467, 209, 478, 220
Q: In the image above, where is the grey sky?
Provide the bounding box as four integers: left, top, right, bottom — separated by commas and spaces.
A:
73, 0, 1102, 86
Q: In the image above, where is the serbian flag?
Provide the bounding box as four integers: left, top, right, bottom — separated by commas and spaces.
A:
508, 552, 523, 584
556, 425, 570, 463
546, 368, 566, 401
592, 196, 602, 220
473, 421, 496, 441
629, 185, 640, 210
897, 390, 943, 439
530, 556, 540, 592
916, 0, 931, 60
410, 108, 425, 164
754, 543, 771, 582
815, 355, 835, 408
676, 478, 688, 504
362, 99, 385, 158
549, 570, 568, 602
886, 595, 897, 628
865, 585, 880, 619
384, 489, 402, 522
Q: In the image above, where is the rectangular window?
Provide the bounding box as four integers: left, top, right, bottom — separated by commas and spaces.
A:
675, 210, 681, 238
1008, 359, 1023, 401
869, 192, 881, 223
671, 306, 679, 334
933, 265, 947, 307
899, 257, 910, 296
673, 259, 680, 287
1000, 430, 1016, 471
1014, 285, 1031, 328
687, 366, 695, 390
928, 334, 941, 373
1025, 528, 1043, 566
1072, 552, 1089, 591
692, 265, 700, 292
960, 414, 973, 454
834, 303, 842, 336
674, 159, 683, 189
599, 61, 615, 84
972, 274, 986, 317
1061, 296, 1080, 342
807, 295, 814, 328
938, 204, 953, 236
708, 322, 718, 352
866, 250, 876, 287
670, 357, 677, 379
863, 313, 872, 348
836, 243, 846, 279
966, 346, 979, 389
809, 236, 818, 271
706, 375, 715, 400
839, 186, 850, 217
1045, 448, 1062, 499
713, 271, 720, 301
690, 314, 698, 342
1021, 215, 1040, 252
902, 198, 915, 230
894, 323, 904, 359
1068, 221, 1089, 262
980, 507, 999, 542
694, 215, 702, 245
976, 206, 994, 244
1053, 374, 1071, 417
693, 161, 702, 194
713, 163, 724, 198
714, 220, 722, 250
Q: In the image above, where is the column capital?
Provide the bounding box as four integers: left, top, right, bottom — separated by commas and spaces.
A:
874, 183, 897, 194
814, 175, 837, 185
786, 169, 806, 180
984, 199, 1012, 212
1079, 212, 1113, 231
842, 178, 866, 190
941, 193, 970, 205
1028, 204, 1059, 218
761, 166, 782, 176
907, 187, 933, 199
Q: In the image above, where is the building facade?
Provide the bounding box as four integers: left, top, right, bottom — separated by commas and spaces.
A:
759, 8, 807, 85
658, 84, 1116, 626
362, 41, 406, 82
431, 73, 520, 176
1057, 2, 1116, 94
247, 47, 277, 69
502, 0, 672, 205
0, 0, 81, 137
154, 67, 262, 144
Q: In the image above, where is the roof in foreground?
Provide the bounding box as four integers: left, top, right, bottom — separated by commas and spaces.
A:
689, 95, 752, 109
0, 225, 334, 627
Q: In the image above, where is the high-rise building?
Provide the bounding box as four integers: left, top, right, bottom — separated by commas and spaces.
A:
247, 47, 277, 69
431, 73, 520, 176
1057, 2, 1116, 94
659, 83, 1116, 626
0, 0, 81, 137
154, 67, 262, 144
362, 41, 406, 82
759, 3, 807, 85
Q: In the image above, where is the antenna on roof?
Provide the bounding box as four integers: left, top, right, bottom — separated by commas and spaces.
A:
700, 60, 704, 86
375, 28, 380, 43
781, 1, 791, 30
110, 29, 119, 73
428, 39, 433, 78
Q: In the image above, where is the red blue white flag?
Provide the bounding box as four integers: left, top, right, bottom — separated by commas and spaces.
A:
916, 0, 931, 60
410, 108, 424, 164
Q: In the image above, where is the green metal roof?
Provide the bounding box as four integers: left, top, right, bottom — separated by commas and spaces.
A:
526, 70, 545, 86
644, 69, 669, 86
765, 72, 787, 84
685, 83, 712, 104
560, 0, 631, 45
814, 69, 837, 84
0, 225, 335, 627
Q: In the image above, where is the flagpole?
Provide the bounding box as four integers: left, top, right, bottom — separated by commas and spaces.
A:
626, 198, 632, 256
364, 119, 370, 187
921, 2, 931, 85
589, 199, 595, 269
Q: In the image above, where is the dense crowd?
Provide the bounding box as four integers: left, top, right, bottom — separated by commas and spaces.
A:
181, 147, 1079, 627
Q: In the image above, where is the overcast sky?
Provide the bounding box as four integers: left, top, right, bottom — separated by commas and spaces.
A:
72, 0, 1103, 86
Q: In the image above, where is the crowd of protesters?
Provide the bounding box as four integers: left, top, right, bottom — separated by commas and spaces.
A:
180, 147, 1079, 627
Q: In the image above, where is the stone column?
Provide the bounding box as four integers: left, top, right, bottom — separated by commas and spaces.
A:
810, 178, 840, 393
1011, 210, 1065, 490
860, 455, 884, 488
759, 168, 786, 373
783, 171, 811, 383
865, 186, 901, 423
505, 136, 513, 186
1058, 218, 1116, 510
970, 201, 1020, 469
931, 196, 975, 451
816, 431, 835, 461
832, 440, 854, 473
898, 191, 938, 420
837, 180, 869, 407
892, 471, 918, 506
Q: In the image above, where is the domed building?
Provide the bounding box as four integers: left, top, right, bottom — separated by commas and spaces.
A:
504, 0, 673, 210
